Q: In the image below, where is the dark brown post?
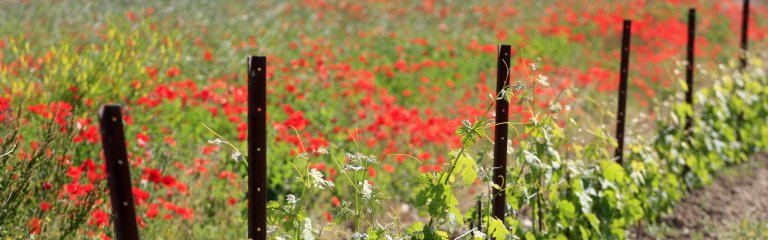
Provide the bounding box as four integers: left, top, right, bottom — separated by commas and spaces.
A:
734, 0, 750, 141
685, 9, 696, 133
248, 56, 268, 240
740, 0, 750, 70
98, 104, 139, 240
492, 45, 511, 220
614, 20, 632, 165
476, 199, 482, 232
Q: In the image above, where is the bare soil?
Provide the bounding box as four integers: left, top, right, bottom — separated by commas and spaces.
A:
646, 153, 768, 239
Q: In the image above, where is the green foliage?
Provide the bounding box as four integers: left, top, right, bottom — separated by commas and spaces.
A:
488, 217, 509, 240
481, 55, 768, 240
453, 151, 478, 185
600, 160, 626, 183
457, 120, 486, 148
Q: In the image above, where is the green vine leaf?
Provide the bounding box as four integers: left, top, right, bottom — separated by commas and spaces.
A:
558, 200, 576, 221
488, 217, 508, 240
405, 222, 424, 236
585, 212, 600, 234
453, 151, 478, 186
525, 231, 536, 240
415, 182, 464, 225
600, 160, 625, 183
456, 119, 486, 147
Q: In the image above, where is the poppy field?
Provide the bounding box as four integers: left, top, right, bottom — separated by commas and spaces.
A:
1, 0, 767, 239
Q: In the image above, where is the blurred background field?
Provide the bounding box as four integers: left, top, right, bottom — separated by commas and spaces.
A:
0, 0, 766, 239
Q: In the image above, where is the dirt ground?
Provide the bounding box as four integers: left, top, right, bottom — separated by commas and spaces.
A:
644, 153, 768, 239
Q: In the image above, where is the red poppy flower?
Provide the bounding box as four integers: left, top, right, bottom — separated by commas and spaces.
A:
133, 187, 150, 205
203, 50, 213, 62
40, 202, 52, 212
160, 175, 176, 187
90, 209, 109, 227
146, 204, 159, 219
28, 218, 40, 234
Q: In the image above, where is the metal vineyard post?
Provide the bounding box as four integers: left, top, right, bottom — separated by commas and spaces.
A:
614, 20, 631, 165
98, 104, 140, 240
492, 45, 511, 220
248, 56, 268, 240
740, 0, 750, 70
736, 0, 749, 141
685, 9, 696, 134
476, 199, 482, 232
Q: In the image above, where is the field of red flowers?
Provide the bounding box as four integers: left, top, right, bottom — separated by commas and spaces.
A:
1, 0, 767, 239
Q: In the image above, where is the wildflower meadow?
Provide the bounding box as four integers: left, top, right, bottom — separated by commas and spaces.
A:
1, 0, 767, 239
